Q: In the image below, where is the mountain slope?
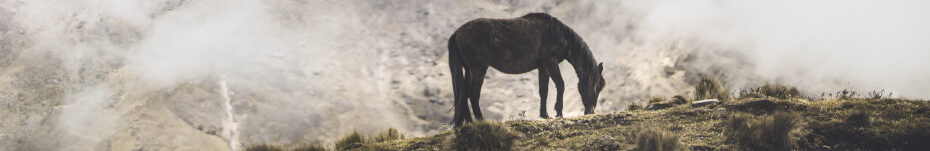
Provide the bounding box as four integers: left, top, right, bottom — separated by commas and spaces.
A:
345, 96, 929, 150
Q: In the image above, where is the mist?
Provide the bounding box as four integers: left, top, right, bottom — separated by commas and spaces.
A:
1, 0, 927, 150
639, 0, 930, 98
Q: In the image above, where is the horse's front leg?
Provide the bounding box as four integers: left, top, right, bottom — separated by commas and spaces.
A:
538, 67, 551, 119
545, 64, 566, 117
468, 66, 489, 120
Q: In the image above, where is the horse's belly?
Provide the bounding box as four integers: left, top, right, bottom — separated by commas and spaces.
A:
491, 61, 537, 74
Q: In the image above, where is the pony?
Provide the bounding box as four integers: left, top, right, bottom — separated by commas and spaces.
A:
448, 13, 605, 126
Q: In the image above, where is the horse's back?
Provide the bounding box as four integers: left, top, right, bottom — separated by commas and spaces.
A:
451, 16, 552, 73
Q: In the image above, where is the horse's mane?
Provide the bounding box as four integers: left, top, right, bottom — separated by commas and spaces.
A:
522, 13, 595, 65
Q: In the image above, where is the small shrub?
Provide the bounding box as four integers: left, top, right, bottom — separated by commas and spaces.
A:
246, 144, 285, 151
695, 76, 731, 101
628, 103, 644, 111
445, 120, 521, 151
636, 128, 680, 151
725, 112, 800, 150
845, 109, 871, 127
866, 90, 893, 99
293, 144, 327, 151
725, 113, 753, 143
836, 89, 857, 100
762, 112, 799, 150
335, 130, 366, 151
739, 83, 801, 99
372, 128, 405, 143
649, 96, 667, 104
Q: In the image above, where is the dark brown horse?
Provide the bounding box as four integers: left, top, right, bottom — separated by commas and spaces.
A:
448, 13, 605, 126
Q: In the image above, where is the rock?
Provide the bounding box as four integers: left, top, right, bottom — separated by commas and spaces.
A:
691, 99, 720, 107
646, 101, 675, 110
672, 95, 689, 104
423, 84, 440, 97
647, 96, 691, 110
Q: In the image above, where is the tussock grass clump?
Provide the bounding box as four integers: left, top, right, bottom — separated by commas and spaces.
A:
335, 130, 366, 150
293, 144, 327, 151
246, 144, 327, 151
739, 83, 801, 99
695, 76, 731, 101
445, 120, 521, 151
845, 109, 871, 127
372, 128, 405, 143
246, 144, 286, 151
636, 128, 680, 151
725, 112, 800, 150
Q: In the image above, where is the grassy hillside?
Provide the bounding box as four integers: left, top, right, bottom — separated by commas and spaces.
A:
250, 82, 930, 151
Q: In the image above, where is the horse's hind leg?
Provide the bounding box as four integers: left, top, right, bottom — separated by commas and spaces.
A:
544, 63, 566, 117
449, 47, 468, 126
462, 67, 473, 122
451, 73, 468, 126
538, 67, 551, 119
467, 66, 488, 120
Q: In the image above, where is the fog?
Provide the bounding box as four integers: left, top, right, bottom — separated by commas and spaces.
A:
641, 0, 930, 98
0, 0, 927, 150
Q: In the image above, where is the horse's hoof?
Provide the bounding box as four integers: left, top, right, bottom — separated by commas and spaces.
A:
555, 114, 563, 118
540, 115, 551, 119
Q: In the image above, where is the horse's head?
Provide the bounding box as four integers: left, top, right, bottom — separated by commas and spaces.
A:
579, 62, 605, 114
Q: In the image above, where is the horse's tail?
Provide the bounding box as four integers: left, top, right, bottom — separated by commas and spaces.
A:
448, 33, 467, 126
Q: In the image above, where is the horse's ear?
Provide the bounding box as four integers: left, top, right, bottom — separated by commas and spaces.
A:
597, 63, 604, 73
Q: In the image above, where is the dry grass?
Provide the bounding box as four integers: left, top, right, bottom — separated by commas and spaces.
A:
694, 76, 730, 101
372, 128, 405, 143
445, 120, 521, 151
335, 130, 365, 150
246, 144, 327, 151
845, 109, 871, 127
270, 82, 929, 150
725, 112, 800, 150
293, 144, 327, 151
636, 128, 680, 151
246, 144, 286, 151
738, 83, 801, 99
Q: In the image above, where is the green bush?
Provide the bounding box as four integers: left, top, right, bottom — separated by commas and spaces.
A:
335, 130, 366, 151
636, 128, 680, 151
725, 112, 799, 150
695, 76, 730, 101
372, 128, 405, 143
445, 120, 521, 151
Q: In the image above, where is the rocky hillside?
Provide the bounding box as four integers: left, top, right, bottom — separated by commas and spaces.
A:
3, 0, 928, 150
2, 1, 740, 150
